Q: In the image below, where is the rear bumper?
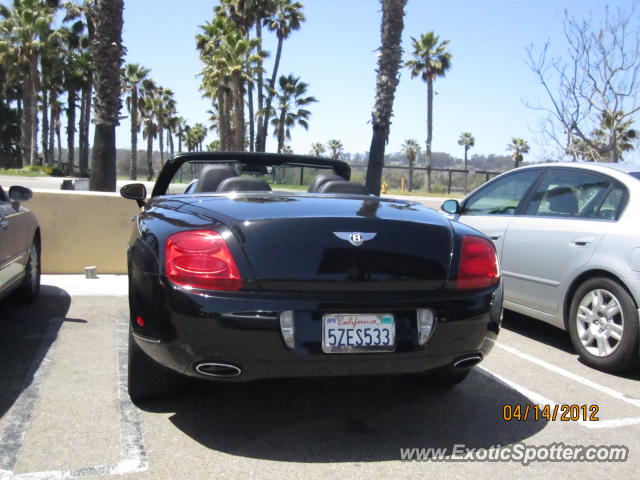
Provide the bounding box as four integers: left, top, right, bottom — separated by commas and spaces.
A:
130, 275, 503, 382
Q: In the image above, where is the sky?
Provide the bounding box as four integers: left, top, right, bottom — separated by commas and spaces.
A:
118, 0, 640, 163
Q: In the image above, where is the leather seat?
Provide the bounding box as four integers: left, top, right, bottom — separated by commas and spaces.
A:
308, 174, 343, 193
217, 177, 272, 192
194, 166, 238, 193
317, 180, 369, 195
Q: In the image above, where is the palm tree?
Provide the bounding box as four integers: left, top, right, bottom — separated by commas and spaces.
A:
507, 137, 530, 168
406, 31, 452, 192
594, 111, 638, 162
365, 0, 406, 195
402, 139, 420, 191
122, 63, 149, 180
154, 86, 175, 166
458, 132, 475, 194
0, 0, 58, 166
270, 74, 316, 153
310, 142, 325, 156
258, 0, 304, 152
140, 80, 157, 180
90, 0, 124, 192
327, 139, 343, 159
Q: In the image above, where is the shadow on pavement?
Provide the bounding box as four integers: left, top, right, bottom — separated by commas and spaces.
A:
0, 287, 71, 419
502, 311, 575, 354
141, 369, 547, 463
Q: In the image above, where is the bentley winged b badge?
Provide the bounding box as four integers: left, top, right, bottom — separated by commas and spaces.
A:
333, 232, 377, 246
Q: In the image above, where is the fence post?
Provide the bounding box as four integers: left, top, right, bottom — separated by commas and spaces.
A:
447, 170, 452, 194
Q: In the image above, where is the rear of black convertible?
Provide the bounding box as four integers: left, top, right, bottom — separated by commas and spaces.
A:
123, 154, 502, 401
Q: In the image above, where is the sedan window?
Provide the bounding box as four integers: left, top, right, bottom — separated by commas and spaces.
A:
463, 170, 540, 215
525, 169, 611, 218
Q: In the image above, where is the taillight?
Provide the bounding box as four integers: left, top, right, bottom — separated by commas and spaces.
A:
165, 230, 241, 291
456, 235, 500, 290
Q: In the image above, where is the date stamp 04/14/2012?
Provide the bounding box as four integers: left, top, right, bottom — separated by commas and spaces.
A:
503, 404, 600, 422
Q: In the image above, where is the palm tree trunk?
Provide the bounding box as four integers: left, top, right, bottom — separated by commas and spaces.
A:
278, 108, 286, 153
232, 73, 245, 151
90, 0, 124, 192
41, 88, 49, 166
259, 36, 283, 152
56, 120, 62, 165
178, 130, 182, 153
159, 121, 164, 166
248, 82, 255, 152
217, 89, 228, 151
48, 92, 56, 166
168, 127, 174, 157
29, 54, 39, 166
426, 78, 433, 193
256, 19, 264, 152
224, 88, 234, 150
79, 88, 86, 172
80, 83, 92, 176
146, 132, 153, 181
21, 64, 33, 166
66, 89, 76, 176
408, 155, 414, 191
463, 147, 468, 194
130, 88, 138, 180
365, 0, 406, 195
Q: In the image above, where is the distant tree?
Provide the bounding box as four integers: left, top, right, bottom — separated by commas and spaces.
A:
406, 32, 452, 192
458, 132, 475, 194
270, 74, 316, 153
527, 6, 640, 162
568, 111, 638, 162
402, 139, 420, 191
365, 0, 406, 195
258, 0, 304, 152
310, 141, 325, 156
327, 138, 343, 159
507, 137, 530, 168
122, 63, 150, 179
90, 0, 124, 191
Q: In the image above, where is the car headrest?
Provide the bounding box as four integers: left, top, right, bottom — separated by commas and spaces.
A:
308, 174, 343, 193
317, 180, 369, 195
194, 166, 237, 193
547, 186, 578, 215
217, 177, 272, 193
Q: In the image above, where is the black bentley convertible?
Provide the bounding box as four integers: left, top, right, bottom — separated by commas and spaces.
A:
121, 152, 502, 401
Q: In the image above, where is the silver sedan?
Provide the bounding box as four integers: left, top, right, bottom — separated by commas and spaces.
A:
443, 162, 640, 372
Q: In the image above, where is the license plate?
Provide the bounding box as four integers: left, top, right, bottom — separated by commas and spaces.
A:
322, 313, 395, 353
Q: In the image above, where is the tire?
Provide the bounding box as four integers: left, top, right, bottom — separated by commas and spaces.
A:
128, 328, 184, 403
17, 242, 40, 302
568, 277, 639, 373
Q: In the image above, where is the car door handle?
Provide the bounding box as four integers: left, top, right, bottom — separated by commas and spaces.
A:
570, 236, 594, 247
488, 233, 503, 240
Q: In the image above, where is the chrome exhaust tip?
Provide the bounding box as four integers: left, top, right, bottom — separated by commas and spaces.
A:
452, 353, 484, 370
195, 362, 242, 377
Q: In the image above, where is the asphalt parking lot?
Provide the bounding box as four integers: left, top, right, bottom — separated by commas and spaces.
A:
1, 276, 640, 479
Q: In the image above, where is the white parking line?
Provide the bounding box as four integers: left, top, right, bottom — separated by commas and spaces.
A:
482, 342, 640, 429
0, 318, 147, 479
495, 342, 640, 409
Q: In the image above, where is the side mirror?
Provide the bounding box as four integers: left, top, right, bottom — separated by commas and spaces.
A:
8, 186, 32, 208
120, 183, 147, 207
441, 199, 461, 214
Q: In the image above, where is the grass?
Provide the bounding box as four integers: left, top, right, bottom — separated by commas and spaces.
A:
0, 167, 49, 177
382, 189, 463, 198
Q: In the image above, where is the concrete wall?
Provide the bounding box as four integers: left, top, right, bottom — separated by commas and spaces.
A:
27, 190, 140, 274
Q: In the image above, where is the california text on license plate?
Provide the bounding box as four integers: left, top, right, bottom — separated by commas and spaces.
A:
322, 313, 396, 353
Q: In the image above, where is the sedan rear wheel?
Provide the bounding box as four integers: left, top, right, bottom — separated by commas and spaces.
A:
17, 242, 40, 302
569, 277, 639, 372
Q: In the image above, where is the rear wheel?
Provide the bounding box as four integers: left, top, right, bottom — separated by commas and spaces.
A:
568, 277, 639, 372
128, 329, 184, 403
17, 242, 40, 302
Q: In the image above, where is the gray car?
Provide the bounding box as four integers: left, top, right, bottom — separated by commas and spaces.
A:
443, 162, 640, 372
